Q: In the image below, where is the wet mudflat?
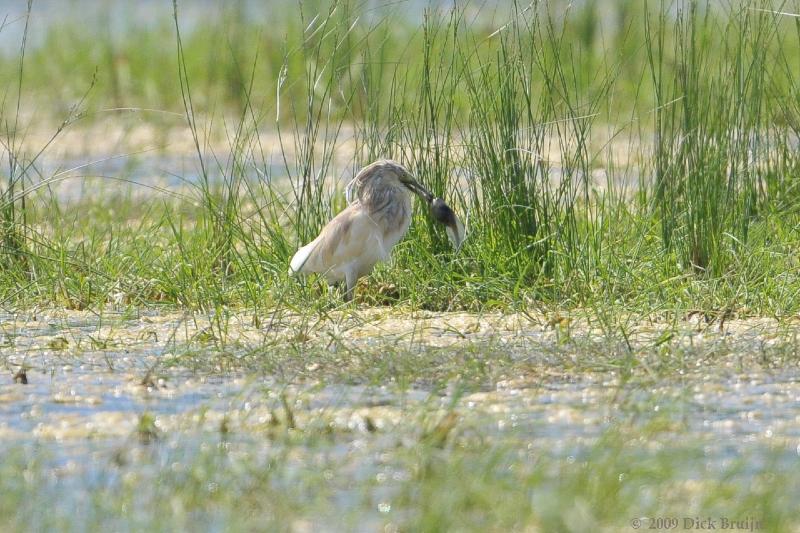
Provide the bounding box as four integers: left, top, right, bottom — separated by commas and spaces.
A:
1, 309, 799, 531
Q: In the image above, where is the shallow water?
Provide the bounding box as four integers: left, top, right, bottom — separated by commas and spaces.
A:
2, 309, 799, 529
2, 309, 799, 455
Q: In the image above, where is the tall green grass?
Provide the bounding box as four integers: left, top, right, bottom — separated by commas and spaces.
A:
646, 1, 779, 275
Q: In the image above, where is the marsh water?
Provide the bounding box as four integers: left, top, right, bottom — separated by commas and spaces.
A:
2, 309, 799, 528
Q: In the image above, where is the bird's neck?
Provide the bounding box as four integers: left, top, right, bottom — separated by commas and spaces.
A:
359, 184, 412, 230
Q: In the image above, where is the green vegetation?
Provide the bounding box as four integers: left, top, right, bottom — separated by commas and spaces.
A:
2, 0, 800, 316
1, 315, 799, 532
2, 417, 795, 532
3, 1, 800, 530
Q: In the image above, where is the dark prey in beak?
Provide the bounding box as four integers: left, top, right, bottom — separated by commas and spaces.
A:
430, 197, 457, 226
430, 197, 465, 250
398, 170, 465, 250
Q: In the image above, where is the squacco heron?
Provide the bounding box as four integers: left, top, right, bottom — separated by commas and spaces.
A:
289, 159, 464, 301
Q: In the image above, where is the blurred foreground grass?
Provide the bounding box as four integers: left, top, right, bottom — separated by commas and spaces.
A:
1, 307, 799, 532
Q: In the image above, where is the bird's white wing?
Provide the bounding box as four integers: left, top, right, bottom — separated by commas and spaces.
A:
288, 238, 320, 274
289, 205, 381, 278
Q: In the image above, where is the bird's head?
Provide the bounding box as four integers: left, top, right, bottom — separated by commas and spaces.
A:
346, 159, 465, 250
347, 159, 434, 205
396, 166, 434, 203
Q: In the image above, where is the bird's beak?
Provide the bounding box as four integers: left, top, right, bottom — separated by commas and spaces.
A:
401, 174, 434, 203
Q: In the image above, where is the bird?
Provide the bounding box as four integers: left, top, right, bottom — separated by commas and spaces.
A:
288, 159, 464, 301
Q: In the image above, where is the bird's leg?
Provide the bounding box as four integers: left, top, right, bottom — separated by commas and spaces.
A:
344, 271, 357, 303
